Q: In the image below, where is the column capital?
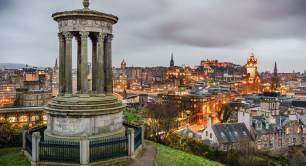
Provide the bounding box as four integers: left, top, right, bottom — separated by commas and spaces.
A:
105, 34, 114, 42
63, 32, 73, 40
97, 33, 106, 42
58, 33, 64, 40
80, 31, 90, 39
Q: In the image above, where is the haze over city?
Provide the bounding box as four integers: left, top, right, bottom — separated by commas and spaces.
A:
0, 0, 306, 72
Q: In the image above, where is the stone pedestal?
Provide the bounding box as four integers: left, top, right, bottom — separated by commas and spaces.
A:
44, 95, 125, 141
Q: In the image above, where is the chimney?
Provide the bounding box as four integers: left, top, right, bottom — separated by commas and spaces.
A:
208, 115, 213, 129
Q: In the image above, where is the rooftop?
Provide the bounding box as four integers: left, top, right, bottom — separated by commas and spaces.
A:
212, 123, 253, 144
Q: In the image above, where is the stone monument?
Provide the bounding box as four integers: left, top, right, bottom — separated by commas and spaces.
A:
44, 0, 125, 141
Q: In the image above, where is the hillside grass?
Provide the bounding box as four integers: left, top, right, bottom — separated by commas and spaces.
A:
147, 141, 224, 166
0, 148, 29, 166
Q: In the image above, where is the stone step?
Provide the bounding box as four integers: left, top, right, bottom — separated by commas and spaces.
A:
45, 106, 125, 115
47, 102, 122, 110
52, 98, 119, 105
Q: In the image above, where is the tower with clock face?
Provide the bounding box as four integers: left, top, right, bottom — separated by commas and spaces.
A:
246, 53, 258, 78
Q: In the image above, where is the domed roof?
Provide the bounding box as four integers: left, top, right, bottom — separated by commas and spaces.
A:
52, 0, 118, 24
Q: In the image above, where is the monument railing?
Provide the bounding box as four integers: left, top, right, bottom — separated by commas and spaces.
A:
39, 140, 80, 164
25, 132, 32, 155
29, 126, 47, 141
134, 127, 142, 151
123, 122, 144, 152
23, 125, 145, 165
89, 135, 128, 162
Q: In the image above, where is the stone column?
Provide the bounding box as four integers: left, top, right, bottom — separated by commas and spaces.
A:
92, 37, 97, 92
77, 38, 81, 92
63, 32, 73, 95
104, 34, 113, 95
58, 33, 65, 95
96, 33, 106, 95
79, 31, 89, 95
80, 134, 89, 165
31, 132, 41, 165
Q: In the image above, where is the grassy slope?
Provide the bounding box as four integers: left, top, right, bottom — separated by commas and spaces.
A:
148, 141, 224, 166
0, 148, 30, 166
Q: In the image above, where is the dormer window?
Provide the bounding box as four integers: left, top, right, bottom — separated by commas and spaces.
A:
220, 132, 226, 139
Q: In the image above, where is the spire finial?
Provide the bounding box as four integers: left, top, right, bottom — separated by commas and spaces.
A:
83, 0, 90, 9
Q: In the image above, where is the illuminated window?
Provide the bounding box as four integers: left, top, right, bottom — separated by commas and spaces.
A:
8, 116, 17, 123
286, 128, 289, 134
43, 115, 48, 121
31, 116, 40, 122
19, 116, 28, 122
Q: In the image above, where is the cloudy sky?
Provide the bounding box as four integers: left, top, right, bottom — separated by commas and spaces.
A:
0, 0, 305, 72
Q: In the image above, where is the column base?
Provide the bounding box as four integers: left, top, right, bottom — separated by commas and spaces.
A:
64, 93, 72, 97
96, 93, 106, 97
106, 92, 113, 96
79, 94, 90, 98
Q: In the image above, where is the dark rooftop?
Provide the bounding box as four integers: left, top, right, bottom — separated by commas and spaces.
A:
212, 123, 253, 144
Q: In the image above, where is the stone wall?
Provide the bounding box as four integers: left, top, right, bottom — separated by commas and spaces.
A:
48, 111, 123, 137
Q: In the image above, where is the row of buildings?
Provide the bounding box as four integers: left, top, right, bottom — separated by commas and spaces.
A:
115, 53, 306, 99
179, 92, 306, 153
0, 65, 54, 108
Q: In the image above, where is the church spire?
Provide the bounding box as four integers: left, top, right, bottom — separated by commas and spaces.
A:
54, 58, 58, 69
274, 61, 278, 77
170, 53, 174, 67
272, 61, 280, 90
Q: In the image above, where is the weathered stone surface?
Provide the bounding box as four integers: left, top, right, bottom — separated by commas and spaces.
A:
50, 111, 122, 137
105, 34, 113, 95
45, 95, 124, 139
58, 33, 65, 95
63, 32, 73, 94
79, 31, 89, 94
58, 19, 113, 33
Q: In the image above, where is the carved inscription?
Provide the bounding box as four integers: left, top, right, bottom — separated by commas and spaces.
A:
53, 118, 84, 135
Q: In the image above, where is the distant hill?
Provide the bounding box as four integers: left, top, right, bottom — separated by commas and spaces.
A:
0, 63, 33, 70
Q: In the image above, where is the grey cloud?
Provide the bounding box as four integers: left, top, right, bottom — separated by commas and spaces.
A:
0, 0, 305, 72
132, 0, 306, 48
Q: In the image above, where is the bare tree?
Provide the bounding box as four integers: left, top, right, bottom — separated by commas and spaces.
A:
145, 101, 179, 143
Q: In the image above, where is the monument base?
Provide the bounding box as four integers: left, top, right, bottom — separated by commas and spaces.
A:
44, 95, 125, 141
44, 127, 126, 141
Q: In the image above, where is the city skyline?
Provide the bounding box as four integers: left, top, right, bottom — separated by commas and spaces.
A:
0, 0, 305, 72
0, 1, 306, 165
